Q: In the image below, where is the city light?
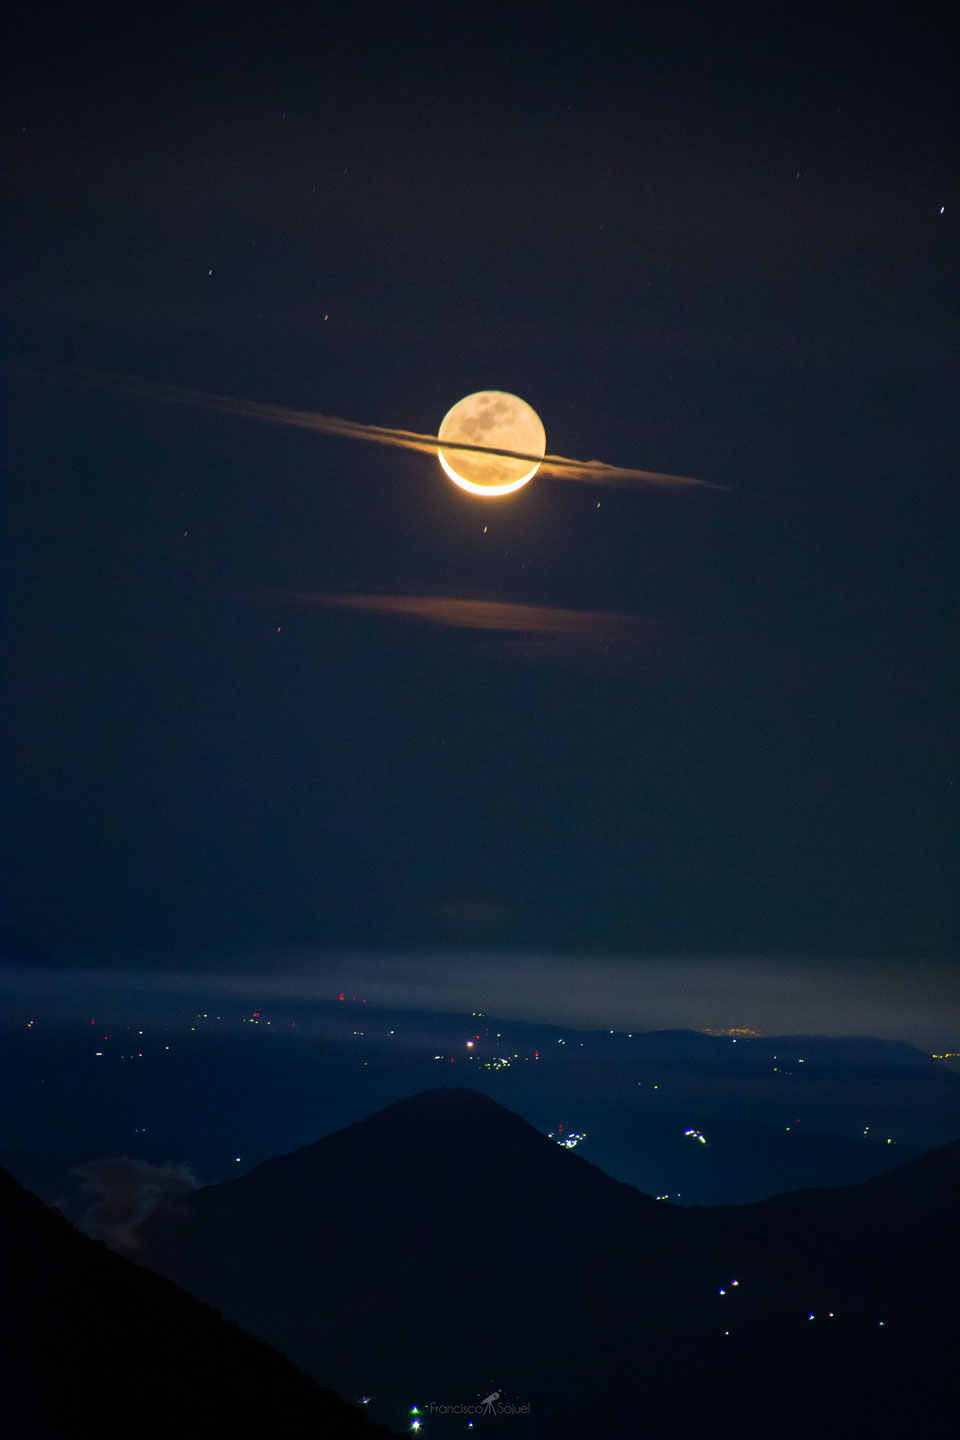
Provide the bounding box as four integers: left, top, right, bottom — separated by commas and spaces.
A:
549, 1130, 587, 1150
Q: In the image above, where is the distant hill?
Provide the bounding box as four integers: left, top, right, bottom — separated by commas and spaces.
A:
0, 1168, 397, 1440
136, 1087, 959, 1438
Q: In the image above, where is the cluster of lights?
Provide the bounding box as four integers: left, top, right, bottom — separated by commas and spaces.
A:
700, 1027, 759, 1037
862, 1126, 903, 1145
549, 1129, 587, 1150
684, 1128, 708, 1145
431, 1040, 539, 1069
773, 1056, 806, 1075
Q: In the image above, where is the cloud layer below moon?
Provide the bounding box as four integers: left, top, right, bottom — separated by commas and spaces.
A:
260, 590, 666, 668
21, 364, 714, 489
289, 591, 644, 634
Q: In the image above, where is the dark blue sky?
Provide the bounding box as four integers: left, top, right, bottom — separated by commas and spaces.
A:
5, 2, 954, 985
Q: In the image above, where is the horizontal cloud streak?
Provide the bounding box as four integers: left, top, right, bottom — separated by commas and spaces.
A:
272, 591, 652, 635
17, 363, 715, 489
260, 590, 665, 667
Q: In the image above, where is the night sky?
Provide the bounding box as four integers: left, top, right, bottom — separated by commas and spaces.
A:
5, 4, 955, 1031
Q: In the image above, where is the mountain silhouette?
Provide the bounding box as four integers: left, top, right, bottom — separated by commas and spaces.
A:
0, 1167, 397, 1440
135, 1088, 957, 1438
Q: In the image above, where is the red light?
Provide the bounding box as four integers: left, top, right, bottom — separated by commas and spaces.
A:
338, 993, 345, 1001
253, 1012, 259, 1017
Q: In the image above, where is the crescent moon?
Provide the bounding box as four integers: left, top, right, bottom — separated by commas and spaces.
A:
437, 391, 546, 497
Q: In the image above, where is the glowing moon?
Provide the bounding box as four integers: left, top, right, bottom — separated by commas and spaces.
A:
437, 391, 546, 497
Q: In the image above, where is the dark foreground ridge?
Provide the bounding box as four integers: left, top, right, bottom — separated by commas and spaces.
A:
0, 1168, 398, 1440
134, 1086, 960, 1439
